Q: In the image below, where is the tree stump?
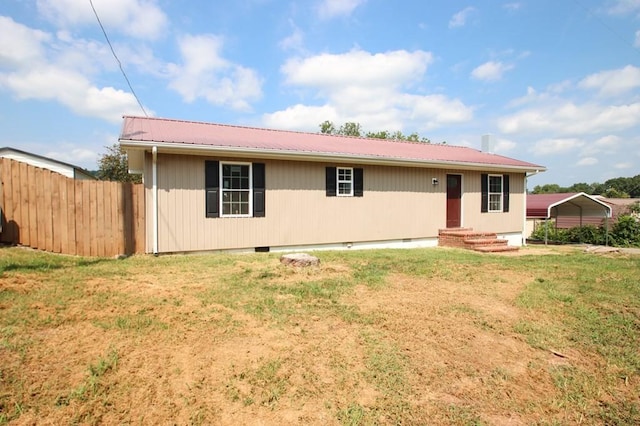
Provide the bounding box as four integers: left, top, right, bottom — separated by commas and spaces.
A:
280, 253, 320, 267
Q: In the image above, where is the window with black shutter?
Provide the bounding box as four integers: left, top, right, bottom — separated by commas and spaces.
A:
481, 173, 509, 213
205, 161, 265, 218
326, 166, 363, 197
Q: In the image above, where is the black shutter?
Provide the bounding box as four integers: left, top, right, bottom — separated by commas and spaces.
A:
503, 174, 510, 213
205, 160, 219, 218
354, 168, 363, 197
253, 163, 265, 217
326, 167, 337, 196
481, 173, 488, 213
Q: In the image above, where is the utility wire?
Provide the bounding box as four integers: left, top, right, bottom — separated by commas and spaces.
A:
571, 0, 640, 59
89, 0, 148, 117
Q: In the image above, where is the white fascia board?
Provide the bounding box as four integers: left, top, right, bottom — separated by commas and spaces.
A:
118, 139, 545, 174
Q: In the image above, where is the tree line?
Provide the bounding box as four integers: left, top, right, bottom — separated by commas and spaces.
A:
531, 175, 640, 198
319, 120, 432, 143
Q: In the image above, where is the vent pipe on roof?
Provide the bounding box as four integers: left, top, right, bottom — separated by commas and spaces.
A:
481, 134, 496, 154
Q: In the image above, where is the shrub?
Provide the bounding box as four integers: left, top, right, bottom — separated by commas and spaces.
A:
610, 215, 640, 247
566, 225, 607, 245
530, 221, 569, 243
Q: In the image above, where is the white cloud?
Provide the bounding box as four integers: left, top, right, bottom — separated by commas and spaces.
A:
606, 0, 640, 16
46, 146, 101, 166
0, 17, 144, 123
579, 65, 640, 96
0, 16, 51, 67
449, 7, 476, 28
317, 0, 366, 19
279, 21, 305, 52
498, 101, 640, 136
577, 157, 598, 166
36, 0, 168, 40
494, 137, 517, 152
503, 3, 522, 12
167, 34, 262, 110
530, 138, 584, 155
471, 61, 514, 82
270, 49, 473, 133
283, 49, 432, 88
0, 66, 142, 123
263, 104, 339, 131
614, 162, 633, 169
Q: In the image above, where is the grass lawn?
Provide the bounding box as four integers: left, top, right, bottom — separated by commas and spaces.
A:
1, 245, 639, 425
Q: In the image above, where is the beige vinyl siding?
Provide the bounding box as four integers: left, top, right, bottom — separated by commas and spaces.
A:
144, 154, 526, 253
461, 171, 525, 233
145, 154, 442, 252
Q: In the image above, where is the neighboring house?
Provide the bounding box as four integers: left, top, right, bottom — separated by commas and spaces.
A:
0, 147, 96, 180
593, 196, 640, 221
526, 192, 613, 237
119, 116, 545, 254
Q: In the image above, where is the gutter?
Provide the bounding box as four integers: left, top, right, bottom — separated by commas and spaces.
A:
119, 139, 546, 174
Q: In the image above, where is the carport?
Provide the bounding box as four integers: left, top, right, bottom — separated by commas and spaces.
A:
527, 192, 613, 245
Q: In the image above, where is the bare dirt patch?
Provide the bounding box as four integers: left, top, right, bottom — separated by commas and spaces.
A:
1, 248, 638, 425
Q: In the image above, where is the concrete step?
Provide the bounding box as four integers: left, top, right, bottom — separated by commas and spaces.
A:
473, 245, 520, 253
463, 238, 509, 248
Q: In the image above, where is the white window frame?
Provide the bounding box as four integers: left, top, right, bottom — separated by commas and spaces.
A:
337, 167, 354, 197
488, 174, 503, 212
220, 161, 253, 217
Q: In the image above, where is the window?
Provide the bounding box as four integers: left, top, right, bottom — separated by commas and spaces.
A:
488, 175, 503, 212
481, 173, 510, 213
337, 167, 353, 196
205, 161, 265, 218
221, 163, 251, 216
326, 167, 363, 197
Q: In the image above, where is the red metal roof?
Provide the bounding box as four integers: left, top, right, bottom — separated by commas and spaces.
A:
119, 116, 545, 171
527, 193, 612, 218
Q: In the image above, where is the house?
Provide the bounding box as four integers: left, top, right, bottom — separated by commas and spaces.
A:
0, 147, 96, 180
526, 192, 612, 237
118, 116, 545, 254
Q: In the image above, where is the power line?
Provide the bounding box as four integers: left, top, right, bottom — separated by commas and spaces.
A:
89, 0, 148, 117
571, 0, 640, 59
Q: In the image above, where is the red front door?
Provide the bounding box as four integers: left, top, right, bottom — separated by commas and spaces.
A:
446, 174, 462, 228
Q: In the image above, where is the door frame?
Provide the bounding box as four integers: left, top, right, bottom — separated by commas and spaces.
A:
446, 173, 464, 228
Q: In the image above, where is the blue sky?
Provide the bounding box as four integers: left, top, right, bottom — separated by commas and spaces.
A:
1, 0, 639, 187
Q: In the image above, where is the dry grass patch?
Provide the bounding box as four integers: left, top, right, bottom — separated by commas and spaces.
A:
1, 245, 639, 425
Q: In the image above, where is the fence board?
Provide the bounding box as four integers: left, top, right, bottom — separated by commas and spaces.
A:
51, 173, 62, 253
28, 162, 37, 248
0, 158, 145, 257
58, 174, 68, 253
0, 159, 13, 243
65, 178, 75, 255
19, 161, 30, 246
35, 168, 45, 249
75, 180, 85, 256
10, 161, 21, 244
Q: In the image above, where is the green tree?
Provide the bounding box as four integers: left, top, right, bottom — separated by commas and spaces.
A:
365, 130, 391, 139
604, 187, 630, 198
96, 143, 142, 183
319, 120, 336, 135
319, 121, 430, 142
531, 184, 564, 194
567, 182, 594, 194
339, 122, 362, 137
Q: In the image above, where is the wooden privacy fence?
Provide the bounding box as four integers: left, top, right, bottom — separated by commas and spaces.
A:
0, 158, 145, 257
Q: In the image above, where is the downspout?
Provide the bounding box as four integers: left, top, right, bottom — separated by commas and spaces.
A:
524, 170, 541, 246
152, 146, 158, 255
